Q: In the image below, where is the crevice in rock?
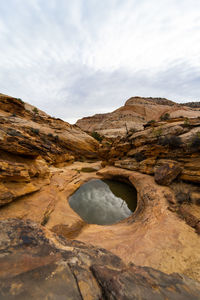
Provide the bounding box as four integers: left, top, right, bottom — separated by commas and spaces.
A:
68, 263, 84, 300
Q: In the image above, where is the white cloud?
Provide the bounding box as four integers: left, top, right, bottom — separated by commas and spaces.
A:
0, 0, 199, 123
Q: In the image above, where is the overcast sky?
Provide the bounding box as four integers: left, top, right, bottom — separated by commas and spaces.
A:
0, 0, 200, 123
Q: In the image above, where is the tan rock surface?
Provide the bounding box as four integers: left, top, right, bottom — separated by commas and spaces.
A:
76, 167, 200, 281
1, 163, 200, 282
0, 93, 99, 205
0, 93, 99, 163
76, 96, 200, 137
101, 118, 200, 184
1, 92, 200, 288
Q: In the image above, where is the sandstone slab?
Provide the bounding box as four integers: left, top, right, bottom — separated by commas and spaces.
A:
0, 218, 200, 300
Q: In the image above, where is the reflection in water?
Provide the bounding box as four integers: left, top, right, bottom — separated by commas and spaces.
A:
69, 179, 137, 225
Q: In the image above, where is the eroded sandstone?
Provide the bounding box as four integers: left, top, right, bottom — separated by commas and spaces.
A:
76, 96, 200, 138
0, 218, 200, 300
1, 93, 200, 298
0, 94, 99, 205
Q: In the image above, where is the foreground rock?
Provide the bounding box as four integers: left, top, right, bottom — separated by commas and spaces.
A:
0, 218, 200, 300
76, 96, 200, 138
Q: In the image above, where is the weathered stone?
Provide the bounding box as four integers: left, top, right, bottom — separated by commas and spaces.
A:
154, 162, 182, 185
0, 181, 40, 206
178, 206, 200, 229
91, 264, 200, 300
100, 116, 200, 184
196, 222, 200, 234
0, 155, 50, 206
164, 193, 176, 204
0, 94, 99, 162
76, 96, 200, 138
190, 192, 200, 205
0, 160, 30, 182
0, 218, 200, 300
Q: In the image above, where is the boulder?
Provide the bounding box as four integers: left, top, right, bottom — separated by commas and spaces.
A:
154, 162, 182, 185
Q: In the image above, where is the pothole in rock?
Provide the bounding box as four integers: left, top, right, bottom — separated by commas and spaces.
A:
69, 179, 137, 225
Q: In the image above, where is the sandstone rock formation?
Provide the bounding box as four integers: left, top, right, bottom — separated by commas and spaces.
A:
1, 218, 200, 300
0, 93, 98, 205
1, 161, 200, 283
0, 94, 98, 162
102, 117, 200, 184
76, 96, 200, 138
1, 93, 200, 298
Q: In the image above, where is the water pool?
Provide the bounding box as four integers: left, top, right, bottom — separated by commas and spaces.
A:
69, 179, 137, 225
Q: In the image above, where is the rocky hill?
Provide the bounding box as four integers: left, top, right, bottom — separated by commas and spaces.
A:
76, 96, 200, 138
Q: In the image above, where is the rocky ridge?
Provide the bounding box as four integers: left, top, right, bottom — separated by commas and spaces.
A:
76, 96, 200, 138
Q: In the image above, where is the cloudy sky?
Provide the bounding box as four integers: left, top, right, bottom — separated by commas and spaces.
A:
0, 0, 200, 123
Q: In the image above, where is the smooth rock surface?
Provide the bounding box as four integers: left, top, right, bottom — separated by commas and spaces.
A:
0, 164, 200, 282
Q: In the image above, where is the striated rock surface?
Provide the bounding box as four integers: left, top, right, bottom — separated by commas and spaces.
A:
0, 93, 99, 205
102, 117, 200, 184
76, 96, 200, 138
1, 218, 200, 300
0, 93, 98, 163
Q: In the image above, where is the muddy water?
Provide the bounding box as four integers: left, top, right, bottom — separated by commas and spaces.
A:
69, 179, 137, 225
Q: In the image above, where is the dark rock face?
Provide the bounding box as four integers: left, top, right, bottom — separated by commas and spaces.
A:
154, 162, 182, 185
0, 219, 200, 300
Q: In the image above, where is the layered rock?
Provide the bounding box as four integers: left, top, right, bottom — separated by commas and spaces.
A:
0, 94, 98, 163
1, 93, 200, 297
1, 218, 200, 300
0, 93, 99, 205
102, 117, 200, 184
76, 96, 200, 138
0, 155, 50, 206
